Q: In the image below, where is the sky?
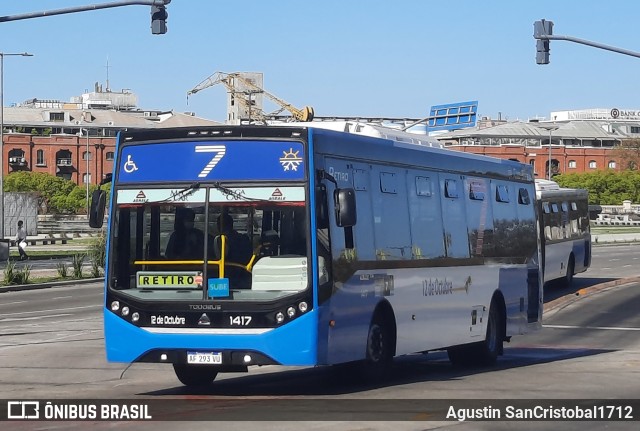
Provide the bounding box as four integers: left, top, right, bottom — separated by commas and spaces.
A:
1, 1, 640, 123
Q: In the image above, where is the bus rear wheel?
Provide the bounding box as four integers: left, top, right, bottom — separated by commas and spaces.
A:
477, 302, 501, 365
563, 255, 575, 287
173, 364, 219, 387
448, 302, 502, 367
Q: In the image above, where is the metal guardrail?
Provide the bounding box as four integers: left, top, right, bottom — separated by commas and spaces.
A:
593, 220, 640, 226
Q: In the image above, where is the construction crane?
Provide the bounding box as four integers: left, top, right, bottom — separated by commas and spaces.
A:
187, 71, 314, 122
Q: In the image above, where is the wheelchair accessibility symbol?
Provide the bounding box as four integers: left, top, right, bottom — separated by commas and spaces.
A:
124, 154, 138, 173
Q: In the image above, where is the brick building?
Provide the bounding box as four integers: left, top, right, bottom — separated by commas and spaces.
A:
435, 113, 640, 178
3, 132, 113, 186
1, 87, 220, 186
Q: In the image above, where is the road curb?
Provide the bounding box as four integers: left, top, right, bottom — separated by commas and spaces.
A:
543, 276, 640, 319
0, 277, 103, 293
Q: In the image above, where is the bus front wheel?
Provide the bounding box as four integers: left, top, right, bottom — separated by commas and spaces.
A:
173, 364, 219, 387
360, 314, 394, 381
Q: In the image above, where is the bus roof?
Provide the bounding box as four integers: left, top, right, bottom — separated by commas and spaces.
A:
535, 179, 588, 199
278, 120, 443, 148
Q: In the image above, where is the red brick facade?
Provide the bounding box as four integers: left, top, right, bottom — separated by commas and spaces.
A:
1, 134, 620, 185
448, 145, 618, 178
2, 134, 115, 186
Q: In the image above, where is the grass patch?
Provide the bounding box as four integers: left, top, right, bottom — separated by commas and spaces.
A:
1, 273, 99, 287
591, 226, 640, 234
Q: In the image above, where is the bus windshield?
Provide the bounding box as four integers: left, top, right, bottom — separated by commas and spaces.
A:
110, 186, 309, 302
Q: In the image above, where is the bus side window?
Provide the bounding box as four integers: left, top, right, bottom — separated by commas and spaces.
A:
316, 185, 329, 230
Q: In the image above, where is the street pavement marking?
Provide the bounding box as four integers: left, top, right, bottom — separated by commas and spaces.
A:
0, 301, 26, 306
0, 314, 72, 322
544, 324, 640, 331
0, 304, 101, 317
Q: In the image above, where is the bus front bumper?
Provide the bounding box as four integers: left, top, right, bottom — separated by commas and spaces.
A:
103, 309, 318, 366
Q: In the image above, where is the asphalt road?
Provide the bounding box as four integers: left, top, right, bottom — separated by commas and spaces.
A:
1, 243, 639, 430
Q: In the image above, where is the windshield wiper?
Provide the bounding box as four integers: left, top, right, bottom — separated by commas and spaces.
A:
155, 182, 201, 203
211, 182, 266, 202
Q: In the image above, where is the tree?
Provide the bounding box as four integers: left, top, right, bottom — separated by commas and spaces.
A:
3, 171, 84, 214
555, 171, 640, 205
612, 138, 640, 170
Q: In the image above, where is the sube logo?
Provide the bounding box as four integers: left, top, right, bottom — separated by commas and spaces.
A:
7, 401, 40, 419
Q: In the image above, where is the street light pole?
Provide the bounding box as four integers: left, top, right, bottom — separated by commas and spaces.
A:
537, 124, 559, 180
548, 128, 552, 180
0, 52, 33, 240
81, 128, 90, 213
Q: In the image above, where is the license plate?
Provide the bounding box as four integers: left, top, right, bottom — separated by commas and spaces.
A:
187, 352, 222, 365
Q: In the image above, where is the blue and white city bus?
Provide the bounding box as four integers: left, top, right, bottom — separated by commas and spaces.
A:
535, 179, 591, 286
90, 124, 543, 386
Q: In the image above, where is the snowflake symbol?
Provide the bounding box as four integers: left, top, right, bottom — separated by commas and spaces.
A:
279, 148, 303, 171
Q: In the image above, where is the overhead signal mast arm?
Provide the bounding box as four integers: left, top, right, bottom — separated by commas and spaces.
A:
533, 19, 640, 64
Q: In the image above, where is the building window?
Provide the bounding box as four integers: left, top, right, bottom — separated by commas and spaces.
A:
608, 160, 617, 169
9, 148, 24, 158
56, 149, 73, 167
36, 149, 45, 166
83, 151, 92, 160
83, 173, 92, 184
568, 160, 577, 169
49, 112, 64, 122
588, 160, 597, 169
106, 151, 114, 161
8, 148, 26, 168
631, 126, 640, 134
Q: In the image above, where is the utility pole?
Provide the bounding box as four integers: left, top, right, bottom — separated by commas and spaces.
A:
0, 52, 34, 242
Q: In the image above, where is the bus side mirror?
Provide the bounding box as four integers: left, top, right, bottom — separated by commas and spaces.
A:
89, 190, 107, 228
334, 188, 357, 227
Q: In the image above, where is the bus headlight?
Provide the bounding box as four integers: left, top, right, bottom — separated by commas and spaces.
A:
121, 306, 130, 317
287, 306, 296, 318
110, 301, 120, 312
131, 312, 140, 322
275, 312, 285, 324
298, 302, 308, 313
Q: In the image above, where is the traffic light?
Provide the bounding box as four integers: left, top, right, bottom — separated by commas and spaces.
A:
150, 4, 168, 34
534, 19, 553, 64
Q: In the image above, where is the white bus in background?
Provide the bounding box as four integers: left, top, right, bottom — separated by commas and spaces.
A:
535, 179, 592, 286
